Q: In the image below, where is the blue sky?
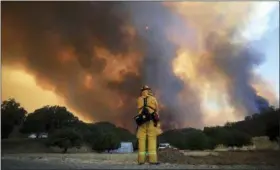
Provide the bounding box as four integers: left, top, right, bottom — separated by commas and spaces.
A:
243, 2, 279, 99
258, 5, 279, 99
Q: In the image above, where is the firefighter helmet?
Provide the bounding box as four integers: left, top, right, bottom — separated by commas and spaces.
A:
140, 85, 151, 91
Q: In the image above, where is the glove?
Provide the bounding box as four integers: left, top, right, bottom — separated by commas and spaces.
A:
152, 112, 159, 127
153, 112, 160, 122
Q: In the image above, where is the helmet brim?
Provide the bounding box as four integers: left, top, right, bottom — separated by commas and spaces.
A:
141, 87, 151, 91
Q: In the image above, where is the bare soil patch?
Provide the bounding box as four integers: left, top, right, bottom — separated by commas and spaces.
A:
158, 148, 280, 166
2, 138, 280, 167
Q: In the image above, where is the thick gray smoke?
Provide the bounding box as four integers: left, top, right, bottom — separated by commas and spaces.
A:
205, 33, 264, 116
126, 2, 203, 129
2, 1, 192, 131
2, 1, 275, 131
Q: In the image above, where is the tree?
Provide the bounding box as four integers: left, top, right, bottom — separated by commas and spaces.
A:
1, 98, 27, 139
225, 122, 233, 127
204, 126, 232, 146
104, 132, 121, 151
245, 116, 251, 121
204, 125, 251, 147
159, 130, 186, 149
82, 124, 100, 146
184, 129, 213, 150
21, 105, 78, 137
91, 131, 121, 152
115, 127, 136, 141
91, 122, 117, 134
20, 110, 48, 137
265, 116, 279, 142
159, 128, 214, 150
220, 106, 279, 138
226, 129, 251, 147
85, 122, 136, 151
46, 128, 82, 153
72, 121, 94, 143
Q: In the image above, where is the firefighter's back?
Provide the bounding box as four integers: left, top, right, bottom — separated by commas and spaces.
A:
137, 95, 158, 114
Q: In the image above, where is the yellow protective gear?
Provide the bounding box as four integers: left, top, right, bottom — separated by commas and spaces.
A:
148, 89, 153, 96
136, 91, 160, 164
137, 92, 158, 115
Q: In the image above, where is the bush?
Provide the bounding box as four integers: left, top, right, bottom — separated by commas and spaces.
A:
159, 129, 214, 150
1, 123, 14, 139
46, 128, 82, 153
184, 130, 214, 150
1, 99, 27, 139
83, 122, 135, 152
159, 130, 186, 149
204, 127, 232, 147
91, 132, 121, 152
204, 127, 252, 147
226, 129, 252, 147
265, 117, 279, 142
161, 127, 252, 150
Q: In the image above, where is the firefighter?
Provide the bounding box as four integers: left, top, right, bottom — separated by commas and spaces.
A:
136, 85, 160, 165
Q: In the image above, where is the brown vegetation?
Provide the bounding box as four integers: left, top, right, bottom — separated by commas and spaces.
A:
158, 148, 280, 166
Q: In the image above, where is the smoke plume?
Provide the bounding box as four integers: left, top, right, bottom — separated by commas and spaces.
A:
2, 2, 277, 131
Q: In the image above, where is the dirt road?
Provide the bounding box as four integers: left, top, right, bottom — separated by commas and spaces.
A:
2, 153, 278, 170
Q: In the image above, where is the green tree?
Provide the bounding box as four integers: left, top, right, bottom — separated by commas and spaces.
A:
226, 106, 279, 137
245, 116, 252, 121
226, 129, 251, 147
184, 129, 213, 150
82, 124, 100, 146
85, 122, 136, 151
72, 121, 94, 143
204, 126, 251, 147
21, 105, 78, 137
1, 98, 27, 139
265, 108, 280, 142
160, 129, 213, 150
46, 128, 82, 153
92, 132, 121, 152
20, 110, 48, 137
204, 126, 232, 146
159, 130, 185, 149
265, 123, 279, 142
115, 127, 136, 142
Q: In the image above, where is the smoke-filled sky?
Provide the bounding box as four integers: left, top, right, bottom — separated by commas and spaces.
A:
2, 1, 279, 131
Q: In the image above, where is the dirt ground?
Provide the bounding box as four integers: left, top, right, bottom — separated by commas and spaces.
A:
2, 149, 280, 169
158, 149, 280, 166
2, 139, 280, 169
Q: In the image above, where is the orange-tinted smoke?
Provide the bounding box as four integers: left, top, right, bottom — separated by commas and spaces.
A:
166, 2, 277, 125
2, 1, 144, 131
2, 1, 277, 132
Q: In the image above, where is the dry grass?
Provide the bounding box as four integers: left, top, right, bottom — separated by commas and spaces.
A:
2, 137, 280, 166
3, 150, 280, 166
252, 136, 279, 150
158, 148, 280, 166
213, 136, 279, 151
2, 153, 138, 165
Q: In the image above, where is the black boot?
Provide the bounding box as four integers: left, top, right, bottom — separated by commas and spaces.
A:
149, 162, 160, 165
138, 162, 145, 165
